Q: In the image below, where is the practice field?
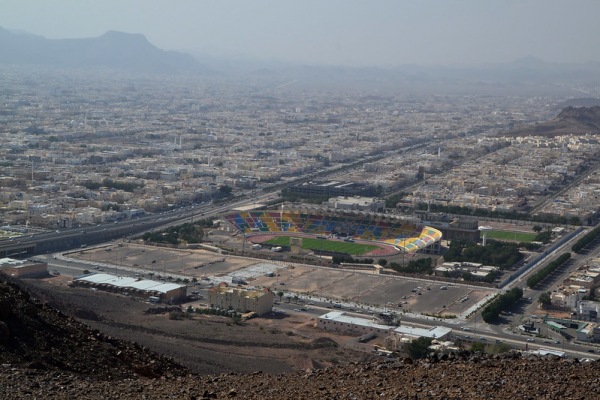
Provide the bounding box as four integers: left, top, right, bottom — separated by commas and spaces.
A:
0, 230, 20, 239
264, 236, 378, 256
485, 230, 537, 242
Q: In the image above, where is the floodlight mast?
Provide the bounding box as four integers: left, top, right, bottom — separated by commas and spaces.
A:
478, 226, 493, 246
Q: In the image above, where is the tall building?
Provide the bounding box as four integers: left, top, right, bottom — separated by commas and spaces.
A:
207, 285, 274, 315
288, 180, 377, 199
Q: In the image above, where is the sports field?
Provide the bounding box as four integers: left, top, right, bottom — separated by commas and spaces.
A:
264, 236, 378, 255
485, 230, 537, 242
0, 230, 19, 239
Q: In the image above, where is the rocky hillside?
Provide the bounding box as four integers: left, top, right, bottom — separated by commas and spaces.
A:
0, 277, 186, 380
504, 106, 600, 137
1, 275, 600, 399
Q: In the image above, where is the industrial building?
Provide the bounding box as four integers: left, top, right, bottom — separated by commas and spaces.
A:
72, 273, 187, 303
317, 311, 395, 336
325, 196, 385, 212
0, 257, 48, 278
288, 180, 377, 199
207, 285, 274, 315
317, 311, 452, 342
393, 325, 452, 341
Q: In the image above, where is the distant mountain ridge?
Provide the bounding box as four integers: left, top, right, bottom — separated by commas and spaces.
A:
2, 26, 600, 91
0, 27, 207, 74
504, 106, 600, 137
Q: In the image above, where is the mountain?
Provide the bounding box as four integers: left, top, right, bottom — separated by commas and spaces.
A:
0, 27, 207, 74
504, 106, 600, 137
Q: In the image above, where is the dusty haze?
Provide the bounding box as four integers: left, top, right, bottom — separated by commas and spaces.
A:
1, 0, 599, 66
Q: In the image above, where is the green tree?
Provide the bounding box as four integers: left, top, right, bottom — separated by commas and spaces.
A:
539, 291, 551, 305
377, 259, 388, 267
533, 225, 543, 233
406, 337, 433, 359
218, 185, 233, 197
535, 230, 552, 244
569, 216, 581, 226
276, 291, 284, 302
470, 342, 486, 352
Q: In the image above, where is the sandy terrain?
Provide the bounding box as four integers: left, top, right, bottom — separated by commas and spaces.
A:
24, 275, 376, 374
69, 242, 496, 320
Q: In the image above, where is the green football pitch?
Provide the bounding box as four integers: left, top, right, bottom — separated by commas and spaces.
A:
264, 236, 378, 255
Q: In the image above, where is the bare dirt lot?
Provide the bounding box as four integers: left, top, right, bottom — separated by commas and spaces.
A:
69, 242, 496, 318
35, 242, 498, 375
24, 275, 376, 374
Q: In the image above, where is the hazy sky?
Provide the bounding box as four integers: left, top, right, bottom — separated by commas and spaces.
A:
1, 0, 599, 66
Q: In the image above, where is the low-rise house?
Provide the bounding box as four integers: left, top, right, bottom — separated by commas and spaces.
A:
0, 257, 47, 278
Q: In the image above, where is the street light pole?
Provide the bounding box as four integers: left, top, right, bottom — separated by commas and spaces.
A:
402, 237, 405, 266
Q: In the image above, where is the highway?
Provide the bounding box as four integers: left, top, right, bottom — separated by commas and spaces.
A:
0, 190, 277, 258
1, 140, 430, 258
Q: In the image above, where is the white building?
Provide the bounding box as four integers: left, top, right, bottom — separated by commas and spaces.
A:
551, 287, 586, 310
393, 325, 452, 341
324, 196, 385, 212
72, 273, 186, 303
0, 258, 48, 278
578, 300, 600, 319
317, 311, 394, 336
317, 311, 452, 342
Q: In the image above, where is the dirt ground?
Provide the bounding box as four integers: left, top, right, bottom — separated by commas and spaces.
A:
50, 241, 500, 373
70, 242, 494, 318
24, 275, 377, 374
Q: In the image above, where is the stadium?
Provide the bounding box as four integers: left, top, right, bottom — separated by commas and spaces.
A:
224, 206, 442, 258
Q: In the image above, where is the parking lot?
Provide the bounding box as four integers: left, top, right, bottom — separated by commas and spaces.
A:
73, 242, 497, 318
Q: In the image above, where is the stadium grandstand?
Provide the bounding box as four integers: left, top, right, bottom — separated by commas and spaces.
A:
223, 206, 442, 255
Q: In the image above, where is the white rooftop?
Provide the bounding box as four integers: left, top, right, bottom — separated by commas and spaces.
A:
150, 283, 186, 294
75, 273, 185, 294
319, 311, 394, 331
0, 258, 25, 267
393, 325, 452, 339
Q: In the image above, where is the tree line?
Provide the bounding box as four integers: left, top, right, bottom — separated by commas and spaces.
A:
481, 287, 523, 323
526, 253, 571, 289
571, 225, 600, 253
83, 178, 143, 193
443, 239, 523, 270
142, 222, 206, 245
416, 202, 581, 226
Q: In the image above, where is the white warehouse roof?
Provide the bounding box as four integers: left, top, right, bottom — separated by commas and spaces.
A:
74, 273, 185, 294
319, 311, 394, 331
393, 325, 452, 339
